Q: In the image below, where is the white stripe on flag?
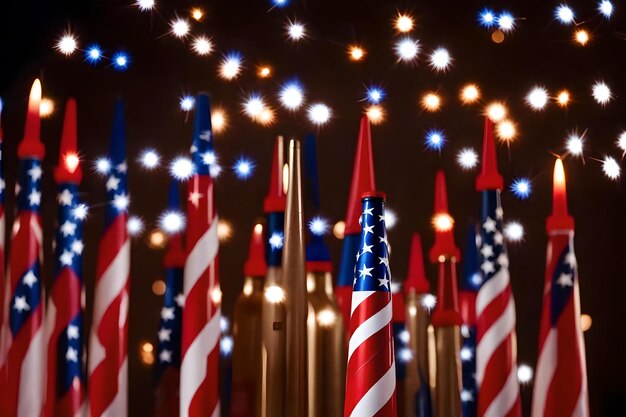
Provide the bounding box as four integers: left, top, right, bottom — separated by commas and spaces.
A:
349, 360, 396, 417
531, 329, 557, 417
180, 307, 221, 417
88, 240, 130, 373
100, 358, 128, 417
210, 402, 220, 417
18, 323, 45, 417
184, 218, 219, 296
476, 267, 510, 317
483, 365, 519, 417
476, 297, 516, 385
348, 302, 392, 362
350, 291, 375, 315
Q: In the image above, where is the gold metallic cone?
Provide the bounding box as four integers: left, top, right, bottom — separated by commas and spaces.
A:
307, 270, 345, 417
435, 325, 462, 417
283, 139, 308, 416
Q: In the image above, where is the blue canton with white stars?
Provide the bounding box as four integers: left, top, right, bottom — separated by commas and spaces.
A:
191, 94, 215, 177
54, 182, 86, 393
156, 266, 184, 377
549, 236, 578, 327
10, 158, 43, 336
478, 191, 509, 287
266, 212, 284, 267
352, 197, 391, 292
105, 102, 129, 226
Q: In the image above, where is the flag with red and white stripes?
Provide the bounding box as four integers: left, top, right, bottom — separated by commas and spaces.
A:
88, 100, 131, 417
0, 79, 46, 417
344, 192, 396, 417
180, 92, 221, 417
475, 117, 521, 417
45, 98, 87, 417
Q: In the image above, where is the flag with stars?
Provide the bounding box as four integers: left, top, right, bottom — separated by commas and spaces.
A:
88, 100, 131, 417
475, 117, 521, 417
460, 223, 480, 417
180, 92, 221, 417
391, 283, 410, 417
45, 98, 86, 417
0, 79, 46, 417
154, 181, 185, 417
344, 192, 396, 417
532, 159, 589, 417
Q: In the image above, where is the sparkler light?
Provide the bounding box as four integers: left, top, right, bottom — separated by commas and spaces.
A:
233, 157, 255, 179
456, 148, 479, 170
85, 45, 103, 63
365, 105, 385, 124
269, 232, 284, 249
211, 108, 227, 132
112, 52, 129, 70
395, 37, 420, 62
422, 294, 437, 310
460, 84, 480, 104
210, 164, 223, 178
496, 120, 517, 142
171, 18, 190, 38
429, 47, 452, 72
592, 81, 612, 105
333, 221, 345, 239
556, 90, 571, 107
504, 221, 525, 242
279, 81, 305, 110
191, 7, 204, 21
497, 12, 515, 32
127, 216, 144, 236
510, 178, 531, 199
243, 94, 266, 119
159, 210, 185, 234
422, 93, 441, 112
56, 33, 78, 55
272, 0, 289, 8
432, 213, 453, 232
309, 217, 329, 235
39, 98, 55, 118
192, 36, 213, 55
555, 5, 575, 24
517, 364, 534, 384
202, 151, 217, 166
64, 152, 80, 174
73, 203, 89, 221
258, 107, 275, 126
219, 53, 242, 80
617, 132, 626, 154
348, 45, 366, 61
425, 129, 446, 151
602, 156, 621, 180
95, 157, 112, 175
575, 29, 590, 45
566, 132, 584, 156
365, 86, 385, 104
384, 208, 398, 229
136, 0, 155, 11
486, 102, 507, 122
258, 66, 272, 78
395, 14, 414, 32
599, 1, 614, 18
170, 157, 194, 180
139, 149, 160, 169
478, 8, 497, 27
179, 95, 195, 111
221, 336, 234, 356
307, 103, 331, 125
286, 20, 306, 41
526, 86, 549, 110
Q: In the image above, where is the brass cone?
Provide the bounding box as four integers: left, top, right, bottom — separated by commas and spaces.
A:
283, 139, 308, 416
232, 276, 265, 416
404, 292, 434, 417
306, 270, 345, 417
435, 325, 462, 417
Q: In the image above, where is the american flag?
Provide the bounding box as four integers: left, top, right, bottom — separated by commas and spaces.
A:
391, 284, 409, 417
154, 182, 185, 417
531, 159, 589, 417
460, 223, 480, 417
180, 92, 221, 417
337, 116, 375, 339
0, 79, 46, 417
88, 100, 131, 417
45, 98, 86, 417
475, 118, 521, 417
344, 192, 396, 417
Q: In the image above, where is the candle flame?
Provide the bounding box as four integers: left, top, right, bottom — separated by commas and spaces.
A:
254, 223, 263, 235
30, 79, 42, 115
432, 213, 454, 232
64, 152, 80, 173
554, 158, 566, 191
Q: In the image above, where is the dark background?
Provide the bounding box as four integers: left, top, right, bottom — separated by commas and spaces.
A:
1, 0, 625, 415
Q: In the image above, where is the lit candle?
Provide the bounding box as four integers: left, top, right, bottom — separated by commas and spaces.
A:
547, 158, 574, 231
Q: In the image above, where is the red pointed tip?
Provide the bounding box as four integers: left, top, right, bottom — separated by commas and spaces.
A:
55, 98, 83, 184
431, 260, 462, 327
264, 136, 286, 212
405, 234, 430, 293
476, 117, 503, 191
430, 171, 460, 262
244, 224, 267, 277
547, 158, 574, 231
19, 79, 45, 159
345, 115, 376, 234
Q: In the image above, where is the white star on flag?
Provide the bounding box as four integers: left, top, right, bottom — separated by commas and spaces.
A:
160, 350, 173, 363
481, 260, 495, 274
60, 220, 77, 237
378, 234, 389, 246
67, 325, 80, 339
106, 176, 120, 191
158, 328, 172, 342
556, 273, 574, 287
480, 244, 494, 258
57, 189, 74, 206
497, 253, 509, 267
378, 256, 389, 268
358, 264, 374, 279
188, 191, 203, 208
116, 162, 128, 173
199, 130, 212, 142
363, 207, 374, 217
493, 232, 504, 245
28, 190, 41, 206
66, 347, 79, 362
13, 296, 30, 313
565, 252, 577, 268
28, 165, 43, 181
113, 193, 129, 211
361, 243, 373, 254
378, 277, 390, 288
60, 250, 74, 266
161, 307, 175, 321
175, 293, 186, 307
23, 270, 38, 288
71, 240, 84, 254
483, 217, 497, 233
363, 222, 374, 235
